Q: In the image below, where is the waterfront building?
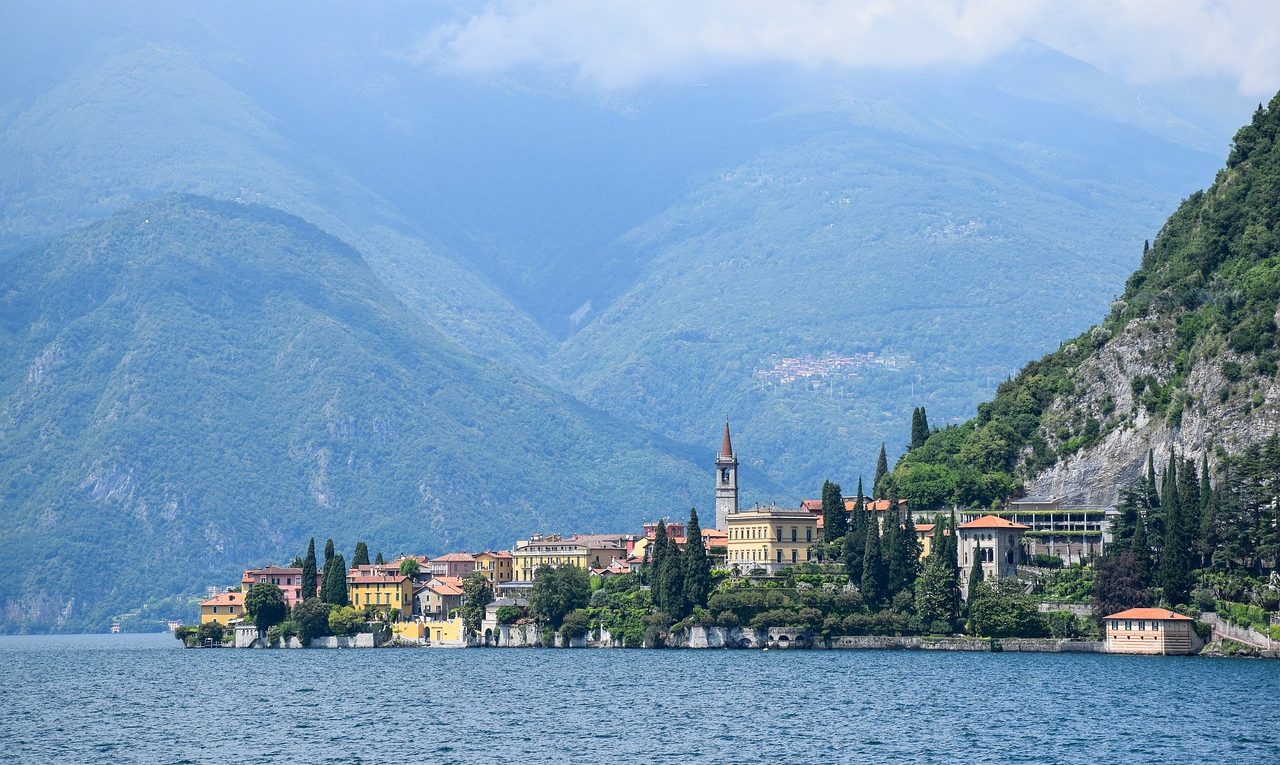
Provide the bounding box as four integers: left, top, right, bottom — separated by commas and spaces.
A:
725, 503, 818, 574
961, 496, 1109, 564
199, 591, 244, 625
241, 566, 309, 610
956, 515, 1029, 596
415, 578, 464, 620
1104, 608, 1201, 655
473, 551, 514, 587
715, 421, 739, 531
430, 553, 477, 579
347, 572, 413, 619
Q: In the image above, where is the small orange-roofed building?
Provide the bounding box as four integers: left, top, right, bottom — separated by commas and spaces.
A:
1104, 608, 1202, 655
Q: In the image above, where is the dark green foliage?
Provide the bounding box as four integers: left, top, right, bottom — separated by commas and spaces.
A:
398, 558, 420, 576
301, 538, 318, 601
291, 597, 332, 643
914, 521, 960, 630
352, 542, 370, 568
529, 565, 590, 629
966, 580, 1046, 638
682, 508, 712, 612
374, 552, 385, 565
1207, 436, 1280, 572
321, 553, 349, 606
324, 540, 335, 568
244, 582, 287, 629
1092, 552, 1155, 618
649, 519, 686, 618
911, 407, 930, 449
460, 573, 494, 635
558, 609, 591, 640
196, 621, 226, 645
843, 479, 867, 583
860, 519, 887, 608
966, 545, 985, 603
821, 480, 846, 543
327, 605, 363, 637
1130, 513, 1153, 582
1157, 454, 1195, 605
874, 444, 889, 499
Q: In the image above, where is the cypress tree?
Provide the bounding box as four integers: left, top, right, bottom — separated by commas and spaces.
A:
843, 479, 867, 584
1131, 513, 1153, 582
966, 544, 985, 602
919, 407, 929, 437
910, 408, 927, 449
881, 499, 902, 598
300, 537, 318, 600
874, 443, 889, 498
861, 516, 887, 608
323, 538, 335, 568
374, 551, 385, 566
321, 553, 349, 606
901, 506, 921, 583
947, 510, 961, 619
821, 479, 846, 542
1144, 451, 1163, 540
1179, 456, 1201, 546
662, 536, 685, 619
1157, 453, 1193, 604
682, 508, 712, 611
352, 541, 370, 568
649, 520, 669, 590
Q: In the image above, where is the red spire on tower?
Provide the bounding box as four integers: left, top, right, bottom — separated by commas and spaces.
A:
720, 420, 733, 458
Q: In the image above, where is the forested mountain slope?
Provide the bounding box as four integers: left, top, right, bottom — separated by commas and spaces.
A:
0, 197, 706, 632
889, 92, 1280, 510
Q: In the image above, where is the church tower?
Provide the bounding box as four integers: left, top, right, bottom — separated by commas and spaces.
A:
715, 421, 738, 531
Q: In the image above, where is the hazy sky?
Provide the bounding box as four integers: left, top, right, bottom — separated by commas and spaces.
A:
418, 0, 1280, 96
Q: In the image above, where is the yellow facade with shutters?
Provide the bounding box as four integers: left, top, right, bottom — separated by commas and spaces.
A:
725, 507, 818, 573
348, 577, 413, 619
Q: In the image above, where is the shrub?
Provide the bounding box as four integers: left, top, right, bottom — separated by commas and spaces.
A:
558, 609, 590, 641
495, 605, 523, 625
196, 621, 225, 644
1032, 554, 1064, 569
1043, 611, 1083, 639
292, 598, 332, 642
715, 610, 740, 628
327, 606, 364, 637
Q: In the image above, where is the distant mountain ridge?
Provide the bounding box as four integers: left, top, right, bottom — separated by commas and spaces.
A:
0, 196, 709, 632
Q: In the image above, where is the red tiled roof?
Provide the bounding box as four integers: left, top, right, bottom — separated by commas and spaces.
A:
434, 552, 475, 562
426, 580, 463, 596
1104, 608, 1192, 621
958, 515, 1030, 530
434, 576, 465, 589
914, 523, 936, 533
799, 499, 823, 512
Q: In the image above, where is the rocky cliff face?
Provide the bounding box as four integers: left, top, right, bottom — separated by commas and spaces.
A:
1023, 307, 1280, 505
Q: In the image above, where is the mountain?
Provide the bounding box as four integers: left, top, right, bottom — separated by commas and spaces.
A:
0, 196, 709, 632
888, 92, 1280, 508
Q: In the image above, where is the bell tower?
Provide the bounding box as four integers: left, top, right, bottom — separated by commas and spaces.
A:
715, 421, 738, 531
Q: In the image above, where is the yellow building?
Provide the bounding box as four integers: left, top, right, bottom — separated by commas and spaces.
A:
725, 505, 819, 574
347, 573, 413, 620
473, 551, 514, 586
429, 616, 466, 645
199, 591, 244, 625
512, 536, 626, 581
1104, 608, 1201, 655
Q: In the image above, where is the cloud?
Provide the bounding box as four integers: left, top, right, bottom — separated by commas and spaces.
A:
416, 0, 1280, 96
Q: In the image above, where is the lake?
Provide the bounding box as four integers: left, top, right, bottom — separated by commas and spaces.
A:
1, 633, 1276, 764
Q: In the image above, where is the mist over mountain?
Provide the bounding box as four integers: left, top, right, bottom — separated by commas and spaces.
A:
0, 1, 1259, 629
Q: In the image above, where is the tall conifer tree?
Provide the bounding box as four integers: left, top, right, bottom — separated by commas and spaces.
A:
874, 443, 890, 498
966, 544, 985, 602
861, 519, 887, 608
682, 508, 712, 611
821, 480, 847, 542
843, 478, 867, 583
300, 538, 318, 600
352, 541, 370, 568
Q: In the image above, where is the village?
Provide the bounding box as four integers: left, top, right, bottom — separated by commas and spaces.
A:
184, 423, 1276, 657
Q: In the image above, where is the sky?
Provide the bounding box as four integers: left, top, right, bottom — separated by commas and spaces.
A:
416, 0, 1280, 96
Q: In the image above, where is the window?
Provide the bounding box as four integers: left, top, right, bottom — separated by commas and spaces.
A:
776, 549, 782, 563
791, 527, 797, 542
791, 549, 797, 563
1138, 621, 1145, 631
1152, 621, 1159, 631
806, 528, 812, 542
776, 528, 783, 542
1125, 621, 1132, 631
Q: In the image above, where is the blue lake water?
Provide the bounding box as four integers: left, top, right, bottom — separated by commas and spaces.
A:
1, 633, 1277, 764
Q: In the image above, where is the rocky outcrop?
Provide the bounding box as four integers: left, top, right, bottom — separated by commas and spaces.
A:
1022, 308, 1280, 505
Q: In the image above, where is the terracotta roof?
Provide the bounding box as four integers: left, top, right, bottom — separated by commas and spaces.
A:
861, 499, 907, 512
1104, 608, 1192, 621
475, 551, 513, 559
914, 523, 936, 533
720, 421, 733, 458
434, 576, 465, 589
958, 515, 1030, 530
201, 592, 243, 607
799, 499, 823, 512
426, 580, 463, 596
433, 552, 475, 562
348, 574, 409, 585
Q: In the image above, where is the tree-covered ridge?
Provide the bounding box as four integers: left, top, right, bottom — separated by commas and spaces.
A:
889, 91, 1280, 510
0, 195, 707, 632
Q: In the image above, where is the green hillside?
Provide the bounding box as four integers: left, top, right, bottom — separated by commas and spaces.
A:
0, 196, 706, 632
888, 92, 1280, 508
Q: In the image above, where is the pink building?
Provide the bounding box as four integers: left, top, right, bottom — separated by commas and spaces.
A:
242, 566, 312, 610
430, 553, 476, 578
